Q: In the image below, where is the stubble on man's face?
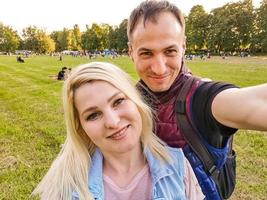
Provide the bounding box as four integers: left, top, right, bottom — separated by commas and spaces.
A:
129, 12, 186, 92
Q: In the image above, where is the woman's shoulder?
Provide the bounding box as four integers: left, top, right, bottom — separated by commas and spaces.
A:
166, 146, 184, 155
165, 146, 185, 170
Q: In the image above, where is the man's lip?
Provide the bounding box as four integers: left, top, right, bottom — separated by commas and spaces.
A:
149, 74, 169, 79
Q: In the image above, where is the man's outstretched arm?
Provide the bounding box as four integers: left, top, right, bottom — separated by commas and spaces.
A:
212, 83, 267, 131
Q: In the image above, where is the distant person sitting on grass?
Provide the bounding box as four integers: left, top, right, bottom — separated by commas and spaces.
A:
48, 67, 68, 81
32, 62, 204, 200
57, 67, 67, 80
16, 56, 24, 63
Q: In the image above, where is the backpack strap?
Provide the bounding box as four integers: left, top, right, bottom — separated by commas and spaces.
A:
175, 76, 220, 178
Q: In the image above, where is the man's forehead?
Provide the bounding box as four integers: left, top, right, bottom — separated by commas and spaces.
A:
130, 25, 184, 47
131, 12, 182, 36
135, 12, 170, 29
136, 44, 179, 52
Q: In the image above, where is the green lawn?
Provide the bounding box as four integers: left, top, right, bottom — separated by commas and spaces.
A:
0, 55, 266, 200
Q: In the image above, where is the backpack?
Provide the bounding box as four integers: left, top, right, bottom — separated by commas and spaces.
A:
175, 76, 236, 199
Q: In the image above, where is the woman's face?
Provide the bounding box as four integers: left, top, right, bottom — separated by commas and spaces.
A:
74, 80, 143, 156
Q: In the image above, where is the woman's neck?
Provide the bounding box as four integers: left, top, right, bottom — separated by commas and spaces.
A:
102, 144, 147, 187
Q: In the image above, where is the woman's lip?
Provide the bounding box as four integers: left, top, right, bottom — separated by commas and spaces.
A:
107, 125, 129, 140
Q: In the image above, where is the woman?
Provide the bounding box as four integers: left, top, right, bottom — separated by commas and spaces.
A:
33, 62, 204, 200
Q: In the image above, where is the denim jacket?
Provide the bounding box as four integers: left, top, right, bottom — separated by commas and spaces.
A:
72, 147, 187, 200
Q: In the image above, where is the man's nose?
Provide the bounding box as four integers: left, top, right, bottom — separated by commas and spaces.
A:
104, 109, 120, 129
151, 55, 167, 75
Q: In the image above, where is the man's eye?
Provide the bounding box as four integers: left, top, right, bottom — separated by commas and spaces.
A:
86, 112, 101, 121
140, 52, 152, 57
165, 49, 177, 56
113, 98, 125, 107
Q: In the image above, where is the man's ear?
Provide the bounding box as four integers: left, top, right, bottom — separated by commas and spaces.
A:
128, 42, 134, 61
182, 36, 186, 55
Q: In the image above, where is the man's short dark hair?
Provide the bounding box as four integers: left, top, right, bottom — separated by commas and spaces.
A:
127, 0, 185, 41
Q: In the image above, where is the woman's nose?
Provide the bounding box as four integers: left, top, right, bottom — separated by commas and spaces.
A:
104, 109, 120, 129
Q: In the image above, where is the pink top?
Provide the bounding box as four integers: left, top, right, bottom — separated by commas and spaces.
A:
103, 165, 151, 200
184, 157, 205, 199
104, 158, 204, 200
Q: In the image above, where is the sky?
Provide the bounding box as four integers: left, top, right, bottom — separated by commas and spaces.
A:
0, 0, 262, 34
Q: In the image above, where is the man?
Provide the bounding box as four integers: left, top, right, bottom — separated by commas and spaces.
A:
127, 0, 267, 199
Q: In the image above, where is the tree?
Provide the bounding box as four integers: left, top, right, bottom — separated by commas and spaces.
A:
50, 31, 62, 52
107, 25, 117, 50
22, 26, 55, 53
82, 24, 99, 51
100, 23, 112, 50
81, 23, 110, 51
0, 23, 20, 53
57, 28, 73, 51
115, 19, 128, 52
235, 0, 254, 51
37, 32, 55, 53
72, 24, 82, 50
186, 5, 209, 52
256, 0, 267, 52
81, 25, 90, 51
22, 26, 40, 52
207, 0, 254, 53
105, 19, 128, 53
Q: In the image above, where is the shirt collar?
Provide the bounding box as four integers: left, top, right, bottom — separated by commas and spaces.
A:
88, 147, 175, 199
144, 147, 174, 184
88, 148, 104, 199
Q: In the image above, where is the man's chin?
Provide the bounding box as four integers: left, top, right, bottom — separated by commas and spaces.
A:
144, 77, 173, 92
149, 84, 170, 92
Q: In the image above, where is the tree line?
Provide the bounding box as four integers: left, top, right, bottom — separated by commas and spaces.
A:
0, 0, 267, 54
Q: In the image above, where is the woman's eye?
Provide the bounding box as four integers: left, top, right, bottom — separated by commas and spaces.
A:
86, 112, 101, 121
113, 98, 125, 107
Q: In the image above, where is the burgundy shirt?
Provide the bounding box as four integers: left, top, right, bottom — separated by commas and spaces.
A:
137, 71, 237, 148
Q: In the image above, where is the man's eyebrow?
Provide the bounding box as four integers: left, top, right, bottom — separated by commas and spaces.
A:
165, 44, 178, 49
137, 47, 152, 52
137, 45, 178, 52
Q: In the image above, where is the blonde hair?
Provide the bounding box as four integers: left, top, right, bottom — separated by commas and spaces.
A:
32, 62, 170, 200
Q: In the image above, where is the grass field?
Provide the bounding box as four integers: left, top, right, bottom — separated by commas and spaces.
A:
0, 55, 266, 200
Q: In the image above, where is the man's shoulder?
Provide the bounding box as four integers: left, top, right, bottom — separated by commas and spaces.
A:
179, 74, 213, 89
192, 79, 237, 99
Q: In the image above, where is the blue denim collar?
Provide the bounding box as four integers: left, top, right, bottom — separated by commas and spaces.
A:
88, 149, 104, 200
88, 148, 175, 199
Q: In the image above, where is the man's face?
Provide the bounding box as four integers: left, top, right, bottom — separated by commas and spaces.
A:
129, 12, 186, 92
